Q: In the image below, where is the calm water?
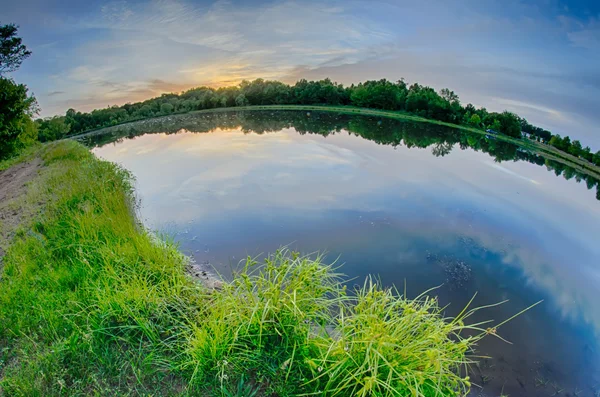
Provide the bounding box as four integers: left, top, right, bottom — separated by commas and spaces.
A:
86, 111, 600, 397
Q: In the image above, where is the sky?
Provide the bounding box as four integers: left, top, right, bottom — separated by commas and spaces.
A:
2, 0, 600, 145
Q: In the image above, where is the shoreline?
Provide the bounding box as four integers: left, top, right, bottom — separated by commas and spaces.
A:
69, 105, 600, 180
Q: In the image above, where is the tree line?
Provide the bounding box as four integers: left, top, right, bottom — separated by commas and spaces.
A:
35, 79, 600, 168
1, 23, 599, 169
40, 79, 525, 139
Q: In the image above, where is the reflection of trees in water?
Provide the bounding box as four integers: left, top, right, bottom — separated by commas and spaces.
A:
431, 142, 454, 157
77, 110, 600, 201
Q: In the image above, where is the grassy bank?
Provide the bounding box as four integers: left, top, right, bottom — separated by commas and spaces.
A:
0, 141, 198, 394
0, 141, 526, 396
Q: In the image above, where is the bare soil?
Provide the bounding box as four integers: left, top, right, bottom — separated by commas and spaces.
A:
0, 157, 43, 262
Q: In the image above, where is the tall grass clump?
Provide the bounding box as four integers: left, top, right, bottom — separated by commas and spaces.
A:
184, 250, 530, 397
0, 140, 537, 396
183, 250, 344, 396
308, 279, 475, 397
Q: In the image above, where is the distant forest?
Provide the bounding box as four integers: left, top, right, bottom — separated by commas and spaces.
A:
36, 78, 600, 167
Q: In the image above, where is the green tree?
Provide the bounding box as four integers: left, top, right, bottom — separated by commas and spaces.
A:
468, 114, 481, 127
569, 140, 582, 157
439, 88, 459, 103
350, 79, 406, 110
160, 103, 174, 114
0, 77, 38, 158
0, 23, 38, 158
549, 135, 563, 149
137, 105, 153, 117
292, 78, 347, 105
235, 93, 249, 107
593, 151, 600, 166
0, 24, 31, 74
37, 116, 71, 142
582, 146, 592, 161
497, 111, 521, 138
489, 119, 501, 132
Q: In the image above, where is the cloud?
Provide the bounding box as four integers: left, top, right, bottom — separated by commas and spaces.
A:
47, 90, 65, 96
491, 98, 566, 122
30, 0, 393, 116
568, 25, 600, 50
561, 14, 600, 50
100, 0, 134, 22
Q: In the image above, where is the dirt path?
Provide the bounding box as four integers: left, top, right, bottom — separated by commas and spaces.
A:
0, 157, 43, 262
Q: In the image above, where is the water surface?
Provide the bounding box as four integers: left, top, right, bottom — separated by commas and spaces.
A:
87, 111, 600, 397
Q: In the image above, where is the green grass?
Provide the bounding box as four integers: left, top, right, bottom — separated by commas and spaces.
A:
0, 141, 200, 395
0, 141, 538, 396
0, 142, 41, 172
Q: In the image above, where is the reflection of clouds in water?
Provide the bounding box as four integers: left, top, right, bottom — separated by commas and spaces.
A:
155, 131, 375, 217
179, 167, 246, 185
435, 215, 600, 338
174, 128, 296, 156
136, 147, 157, 155
94, 128, 600, 339
274, 172, 292, 179
507, 245, 600, 337
283, 152, 354, 166
484, 161, 540, 185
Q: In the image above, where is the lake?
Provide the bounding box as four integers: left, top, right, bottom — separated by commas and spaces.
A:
84, 110, 600, 397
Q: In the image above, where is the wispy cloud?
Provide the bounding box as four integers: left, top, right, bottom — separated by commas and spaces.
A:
31, 0, 391, 114
560, 13, 600, 51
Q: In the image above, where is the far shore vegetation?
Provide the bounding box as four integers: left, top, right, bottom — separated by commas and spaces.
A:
39, 84, 600, 172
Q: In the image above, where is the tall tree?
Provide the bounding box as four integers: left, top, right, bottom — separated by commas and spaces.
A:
0, 77, 38, 157
0, 23, 37, 158
0, 24, 31, 74
439, 88, 459, 103
36, 116, 70, 142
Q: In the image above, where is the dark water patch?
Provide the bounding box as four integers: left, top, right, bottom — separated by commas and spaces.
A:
426, 252, 472, 290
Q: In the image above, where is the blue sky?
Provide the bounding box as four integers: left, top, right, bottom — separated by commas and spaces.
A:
2, 0, 600, 145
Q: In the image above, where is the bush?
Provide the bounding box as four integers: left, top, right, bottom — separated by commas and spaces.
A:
0, 77, 38, 159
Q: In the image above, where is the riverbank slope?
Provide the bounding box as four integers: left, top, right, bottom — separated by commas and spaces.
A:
0, 141, 507, 396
